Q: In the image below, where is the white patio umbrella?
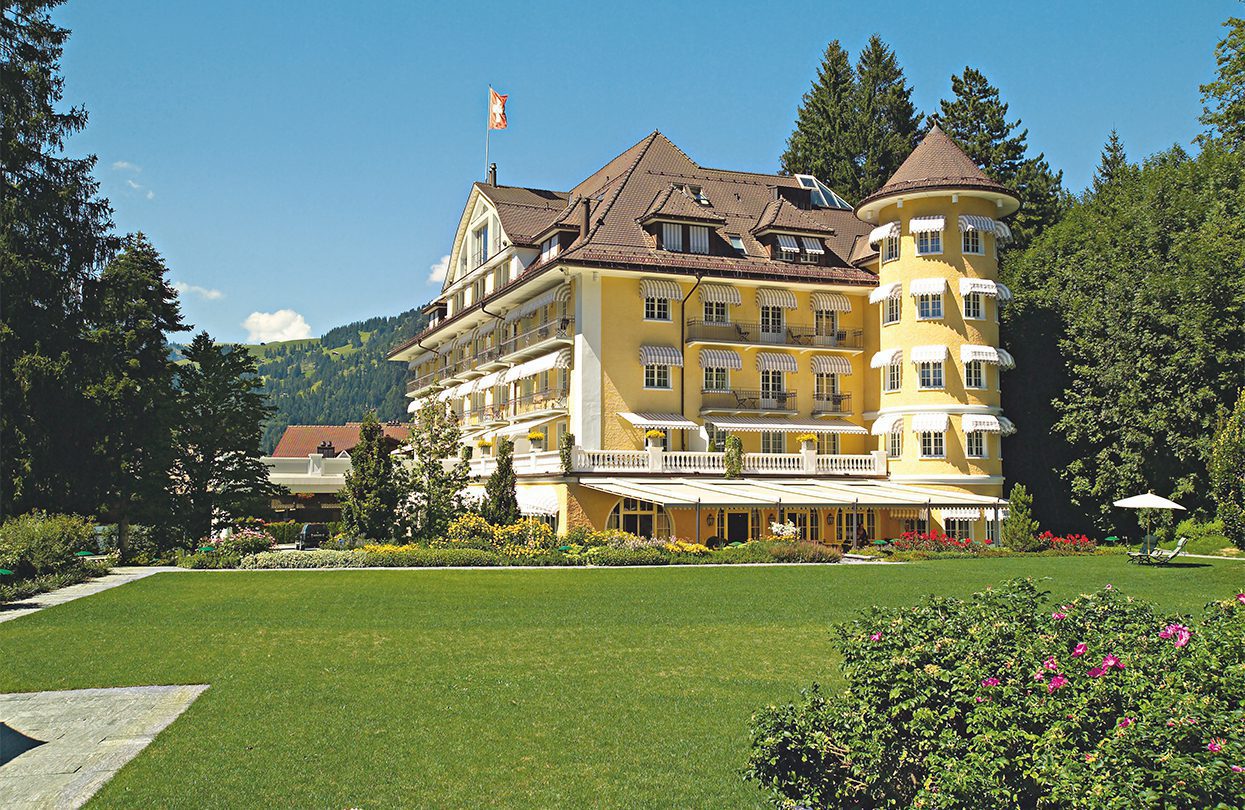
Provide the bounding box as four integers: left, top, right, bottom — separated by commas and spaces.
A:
1113, 493, 1185, 544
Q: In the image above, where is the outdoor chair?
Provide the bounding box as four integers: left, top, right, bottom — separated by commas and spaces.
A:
1127, 536, 1188, 565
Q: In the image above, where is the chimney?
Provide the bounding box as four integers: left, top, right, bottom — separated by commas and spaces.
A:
316, 441, 335, 457
487, 163, 497, 186
579, 197, 591, 240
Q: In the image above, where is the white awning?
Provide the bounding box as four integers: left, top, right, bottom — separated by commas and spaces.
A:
775, 234, 800, 254
868, 282, 902, 303
911, 413, 950, 433
506, 286, 566, 321
998, 416, 1017, 435
984, 507, 1010, 521
474, 319, 498, 339
800, 236, 825, 255
408, 350, 433, 369
756, 288, 798, 309
578, 477, 1005, 508
640, 278, 682, 300
699, 283, 741, 305
407, 398, 425, 414
868, 221, 899, 245
453, 331, 473, 348
503, 348, 570, 383
756, 352, 798, 372
811, 355, 852, 375
909, 215, 945, 233
495, 417, 552, 438
910, 345, 949, 363
699, 348, 742, 370
517, 486, 560, 516
994, 221, 1013, 242
960, 344, 1016, 369
909, 277, 947, 296
447, 379, 476, 398
960, 278, 1005, 298
473, 369, 505, 391
708, 417, 866, 435
620, 412, 699, 430
640, 345, 684, 367
941, 507, 982, 520
810, 292, 851, 312
962, 413, 1003, 433
436, 387, 457, 402
870, 348, 902, 368
958, 215, 1001, 234
870, 413, 902, 435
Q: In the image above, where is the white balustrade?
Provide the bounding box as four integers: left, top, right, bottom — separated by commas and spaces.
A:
462, 446, 887, 477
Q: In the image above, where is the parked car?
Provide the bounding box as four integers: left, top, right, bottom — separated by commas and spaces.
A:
297, 523, 329, 550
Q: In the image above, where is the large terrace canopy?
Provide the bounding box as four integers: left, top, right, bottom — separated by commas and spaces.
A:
579, 478, 1005, 509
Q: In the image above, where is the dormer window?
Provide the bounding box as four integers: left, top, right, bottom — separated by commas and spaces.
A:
799, 237, 824, 264
727, 235, 746, 256
661, 222, 683, 252
683, 184, 709, 205
794, 174, 853, 210
689, 225, 709, 254
540, 236, 560, 264
775, 234, 800, 261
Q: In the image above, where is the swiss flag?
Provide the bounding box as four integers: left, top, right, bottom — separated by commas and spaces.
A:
489, 88, 508, 130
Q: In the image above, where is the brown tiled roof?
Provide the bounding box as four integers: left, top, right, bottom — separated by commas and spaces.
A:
638, 184, 727, 225
751, 196, 836, 236
848, 234, 878, 265
474, 184, 570, 246
855, 123, 1018, 210
272, 423, 410, 458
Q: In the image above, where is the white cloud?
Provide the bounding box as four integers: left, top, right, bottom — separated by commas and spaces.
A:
243, 309, 312, 343
146, 190, 155, 200
126, 179, 141, 189
173, 281, 224, 301
112, 160, 142, 172
428, 254, 450, 283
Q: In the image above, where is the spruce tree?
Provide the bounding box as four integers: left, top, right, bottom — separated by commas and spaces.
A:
854, 35, 921, 198
780, 41, 860, 199
1002, 484, 1040, 551
1091, 129, 1130, 192
340, 411, 398, 540
481, 437, 519, 526
1199, 16, 1245, 147
395, 400, 468, 541
1210, 390, 1245, 550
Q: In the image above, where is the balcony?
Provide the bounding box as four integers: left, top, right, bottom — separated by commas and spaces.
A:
686, 320, 863, 350
463, 404, 509, 427
812, 392, 852, 416
499, 317, 574, 362
465, 446, 888, 478
700, 389, 795, 414
511, 387, 570, 418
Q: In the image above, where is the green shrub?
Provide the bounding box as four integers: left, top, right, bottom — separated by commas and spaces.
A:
1002, 484, 1042, 551
709, 543, 780, 564
207, 528, 274, 556
264, 520, 300, 546
582, 546, 669, 566
241, 550, 364, 569
177, 551, 242, 569
0, 511, 95, 579
559, 525, 594, 547
436, 513, 498, 550
494, 518, 557, 550
763, 541, 842, 564
0, 563, 107, 605
746, 579, 1245, 809
240, 547, 503, 569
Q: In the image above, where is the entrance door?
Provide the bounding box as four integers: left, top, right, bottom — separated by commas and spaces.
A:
725, 512, 749, 543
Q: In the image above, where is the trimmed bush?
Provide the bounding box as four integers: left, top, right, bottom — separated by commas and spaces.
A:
0, 511, 95, 579
494, 518, 557, 550
264, 520, 300, 546
208, 528, 274, 556
746, 579, 1245, 809
241, 550, 362, 569
436, 513, 498, 550
582, 546, 669, 566
763, 541, 842, 564
177, 551, 242, 569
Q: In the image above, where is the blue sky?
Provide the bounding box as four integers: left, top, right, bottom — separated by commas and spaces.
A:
55, 0, 1236, 343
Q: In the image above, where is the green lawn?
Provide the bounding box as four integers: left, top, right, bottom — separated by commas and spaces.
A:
2, 557, 1242, 808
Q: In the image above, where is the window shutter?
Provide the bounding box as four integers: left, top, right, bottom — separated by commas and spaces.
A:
689, 226, 709, 254
661, 222, 683, 252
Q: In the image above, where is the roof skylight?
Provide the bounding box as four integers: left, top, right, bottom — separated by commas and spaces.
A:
794, 174, 853, 210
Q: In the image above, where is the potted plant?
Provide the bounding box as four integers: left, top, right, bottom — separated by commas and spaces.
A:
645, 429, 666, 448
795, 432, 818, 451
477, 438, 494, 456
527, 430, 546, 450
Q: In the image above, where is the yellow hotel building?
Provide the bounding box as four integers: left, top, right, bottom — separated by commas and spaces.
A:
389, 125, 1019, 546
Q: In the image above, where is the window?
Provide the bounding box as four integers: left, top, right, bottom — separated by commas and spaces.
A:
661, 222, 683, 252
814, 372, 838, 399
706, 424, 727, 452
798, 248, 819, 264
887, 424, 903, 458
761, 431, 786, 454
644, 297, 670, 321
473, 224, 490, 265
703, 367, 729, 392
963, 291, 983, 320
607, 497, 671, 539
727, 235, 746, 255
760, 305, 784, 335
689, 225, 709, 255
986, 516, 999, 544
965, 360, 985, 390
916, 231, 942, 255
837, 509, 876, 545
817, 433, 839, 455
760, 369, 784, 399
945, 518, 974, 540
918, 361, 944, 389
703, 301, 728, 323
814, 310, 838, 337
883, 296, 901, 325
962, 229, 983, 255
917, 293, 943, 320
540, 236, 560, 263
920, 432, 945, 458
884, 361, 902, 392
644, 364, 670, 389
472, 277, 487, 305
966, 431, 986, 458
883, 235, 900, 263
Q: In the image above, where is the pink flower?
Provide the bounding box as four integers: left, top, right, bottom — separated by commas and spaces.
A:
975, 696, 984, 703
1102, 654, 1121, 670
1232, 765, 1243, 773
1047, 674, 1068, 693
1160, 624, 1192, 648
1105, 584, 1113, 590
1209, 738, 1225, 753
1072, 643, 1087, 658
1088, 666, 1106, 678
869, 631, 882, 641
1043, 656, 1059, 671
1118, 717, 1134, 728
1033, 671, 1046, 682
1052, 612, 1067, 620
982, 677, 1000, 687
1236, 593, 1245, 605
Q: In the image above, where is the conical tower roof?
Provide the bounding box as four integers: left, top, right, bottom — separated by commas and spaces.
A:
855, 123, 1019, 218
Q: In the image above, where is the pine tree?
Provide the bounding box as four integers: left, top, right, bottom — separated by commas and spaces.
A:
1199, 16, 1245, 147
340, 411, 398, 540
395, 400, 468, 541
1091, 129, 1130, 192
854, 35, 921, 198
1002, 484, 1040, 551
1210, 390, 1245, 550
172, 333, 281, 541
780, 41, 860, 198
481, 438, 519, 526
81, 235, 187, 559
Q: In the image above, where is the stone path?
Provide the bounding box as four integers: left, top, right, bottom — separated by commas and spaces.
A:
0, 568, 180, 625
0, 684, 208, 809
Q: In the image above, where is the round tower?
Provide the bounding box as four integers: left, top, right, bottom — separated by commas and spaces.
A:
855, 124, 1020, 509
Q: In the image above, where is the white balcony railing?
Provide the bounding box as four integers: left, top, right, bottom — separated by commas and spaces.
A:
464, 447, 887, 478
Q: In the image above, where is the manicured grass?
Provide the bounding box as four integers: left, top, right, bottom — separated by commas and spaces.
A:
1, 556, 1242, 808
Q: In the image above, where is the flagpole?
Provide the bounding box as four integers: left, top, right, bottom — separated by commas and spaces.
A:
484, 85, 491, 182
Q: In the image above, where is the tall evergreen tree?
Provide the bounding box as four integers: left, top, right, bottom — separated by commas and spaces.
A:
172, 333, 281, 541
395, 400, 467, 541
1210, 390, 1245, 550
780, 41, 860, 199
82, 235, 187, 558
1091, 129, 1130, 192
853, 35, 921, 197
1, 1, 114, 515
480, 437, 519, 526
340, 410, 398, 540
1199, 16, 1245, 147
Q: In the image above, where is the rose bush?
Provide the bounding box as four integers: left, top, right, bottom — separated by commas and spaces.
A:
746, 579, 1245, 809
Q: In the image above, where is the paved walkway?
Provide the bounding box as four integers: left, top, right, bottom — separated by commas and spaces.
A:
0, 685, 208, 809
0, 568, 181, 625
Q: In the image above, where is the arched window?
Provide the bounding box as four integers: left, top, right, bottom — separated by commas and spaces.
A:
606, 498, 672, 539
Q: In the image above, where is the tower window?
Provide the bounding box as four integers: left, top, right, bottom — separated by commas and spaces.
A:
963, 292, 984, 320
883, 296, 901, 325
965, 360, 985, 390
963, 229, 983, 255
884, 361, 902, 392
883, 235, 900, 263
887, 423, 903, 458
916, 231, 942, 255
918, 361, 944, 389
919, 432, 945, 458
917, 293, 943, 320
966, 431, 986, 458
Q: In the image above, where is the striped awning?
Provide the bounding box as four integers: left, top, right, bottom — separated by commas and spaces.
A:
800, 236, 825, 255
959, 216, 1013, 242
699, 283, 741, 305
473, 369, 505, 391
453, 331, 473, 348
620, 412, 699, 430
870, 348, 902, 368
756, 288, 798, 309
496, 416, 552, 439
640, 344, 684, 367
870, 413, 902, 435
474, 320, 497, 339
941, 507, 982, 520
909, 277, 947, 296
961, 344, 1016, 369
910, 345, 949, 363
868, 282, 902, 303
503, 348, 571, 382
506, 286, 566, 321
640, 278, 682, 300
810, 292, 851, 312
756, 352, 798, 372
999, 416, 1018, 435
579, 477, 1004, 509
960, 278, 1014, 301
707, 417, 866, 435
775, 234, 800, 254
962, 414, 1003, 434
699, 348, 742, 370
909, 215, 945, 233
911, 413, 950, 433
811, 355, 852, 375
868, 221, 899, 245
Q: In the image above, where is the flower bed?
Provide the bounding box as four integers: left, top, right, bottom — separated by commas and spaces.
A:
746, 579, 1245, 808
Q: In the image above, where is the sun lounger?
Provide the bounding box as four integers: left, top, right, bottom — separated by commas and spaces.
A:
1127, 536, 1188, 565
